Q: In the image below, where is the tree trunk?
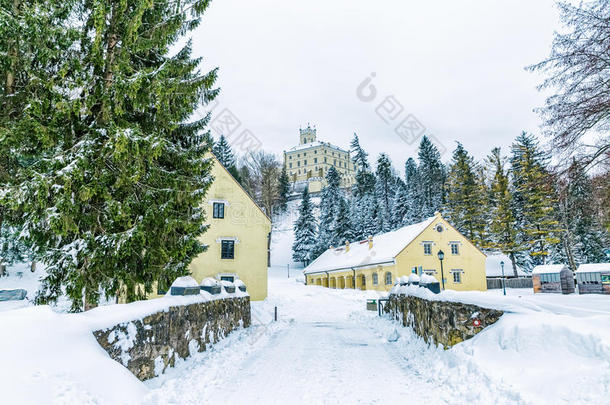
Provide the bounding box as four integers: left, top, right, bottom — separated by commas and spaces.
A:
510, 252, 518, 277
30, 261, 36, 273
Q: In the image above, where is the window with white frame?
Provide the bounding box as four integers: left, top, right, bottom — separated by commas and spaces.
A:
385, 272, 392, 285
221, 240, 235, 259
213, 202, 225, 219
423, 243, 432, 255
372, 273, 378, 285
452, 270, 462, 283
450, 242, 459, 255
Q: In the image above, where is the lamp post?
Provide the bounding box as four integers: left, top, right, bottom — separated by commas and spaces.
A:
437, 250, 445, 290
500, 260, 506, 296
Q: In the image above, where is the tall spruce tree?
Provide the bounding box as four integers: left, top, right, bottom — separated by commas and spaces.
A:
292, 187, 317, 265
403, 158, 420, 223
213, 134, 235, 167
391, 179, 410, 227
334, 197, 354, 245
314, 167, 343, 256
0, 0, 78, 270
416, 136, 445, 218
445, 143, 487, 247
350, 133, 369, 171
5, 0, 219, 310
487, 148, 521, 276
277, 166, 291, 213
558, 159, 608, 268
375, 153, 395, 232
511, 132, 561, 268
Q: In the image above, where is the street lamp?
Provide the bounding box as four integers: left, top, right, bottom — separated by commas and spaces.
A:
437, 250, 445, 290
500, 260, 506, 296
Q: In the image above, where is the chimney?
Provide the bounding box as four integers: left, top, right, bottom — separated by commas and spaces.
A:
329, 245, 334, 250
434, 211, 441, 217
368, 235, 373, 250
345, 240, 350, 252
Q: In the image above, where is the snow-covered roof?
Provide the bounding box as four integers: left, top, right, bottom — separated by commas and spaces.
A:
303, 217, 436, 274
575, 263, 610, 274
485, 253, 528, 277
286, 141, 348, 153
531, 264, 567, 275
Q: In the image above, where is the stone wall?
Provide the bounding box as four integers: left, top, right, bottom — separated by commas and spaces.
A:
94, 296, 250, 380
384, 293, 503, 348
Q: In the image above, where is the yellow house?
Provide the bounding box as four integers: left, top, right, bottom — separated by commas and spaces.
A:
283, 124, 357, 193
303, 212, 487, 292
148, 155, 271, 301
186, 155, 272, 300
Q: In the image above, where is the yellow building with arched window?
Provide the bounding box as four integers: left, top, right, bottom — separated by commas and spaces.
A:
303, 212, 487, 292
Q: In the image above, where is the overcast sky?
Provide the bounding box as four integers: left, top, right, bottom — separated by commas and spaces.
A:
192, 0, 561, 174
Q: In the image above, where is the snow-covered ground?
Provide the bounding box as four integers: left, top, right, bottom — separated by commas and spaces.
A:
1, 265, 609, 404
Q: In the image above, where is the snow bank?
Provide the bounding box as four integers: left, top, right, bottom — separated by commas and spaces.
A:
170, 276, 199, 288
0, 290, 249, 404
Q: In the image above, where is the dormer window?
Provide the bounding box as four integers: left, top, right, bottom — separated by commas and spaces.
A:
213, 202, 225, 219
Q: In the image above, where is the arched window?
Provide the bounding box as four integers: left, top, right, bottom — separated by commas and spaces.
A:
372, 273, 379, 285
385, 272, 392, 285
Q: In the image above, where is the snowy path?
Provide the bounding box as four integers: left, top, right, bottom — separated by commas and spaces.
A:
145, 274, 443, 404
144, 271, 610, 405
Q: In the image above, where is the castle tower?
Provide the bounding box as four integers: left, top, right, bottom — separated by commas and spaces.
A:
299, 124, 317, 145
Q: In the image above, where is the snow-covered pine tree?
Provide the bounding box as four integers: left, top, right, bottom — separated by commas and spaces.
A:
350, 133, 369, 172
416, 136, 445, 218
361, 194, 383, 238
313, 167, 343, 257
510, 132, 561, 268
213, 135, 236, 168
558, 159, 608, 268
445, 143, 487, 247
391, 179, 409, 228
292, 187, 318, 265
277, 166, 291, 213
487, 148, 522, 276
7, 0, 219, 310
0, 0, 77, 271
403, 158, 420, 223
333, 197, 354, 245
375, 153, 395, 232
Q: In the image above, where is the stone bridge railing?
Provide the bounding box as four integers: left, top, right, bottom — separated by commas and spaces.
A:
384, 289, 503, 348
93, 295, 250, 380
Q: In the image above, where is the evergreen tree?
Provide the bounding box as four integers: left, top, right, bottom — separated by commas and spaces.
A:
487, 148, 521, 276
445, 143, 487, 247
0, 0, 78, 270
362, 194, 383, 238
511, 132, 561, 268
350, 133, 369, 171
391, 179, 410, 228
403, 158, 420, 223
213, 135, 236, 168
277, 166, 291, 213
558, 159, 608, 268
333, 197, 354, 245
314, 167, 343, 256
292, 188, 317, 265
416, 136, 445, 218
5, 0, 218, 310
375, 153, 395, 232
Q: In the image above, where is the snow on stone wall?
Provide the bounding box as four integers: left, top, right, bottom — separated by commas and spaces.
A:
384, 292, 503, 348
94, 296, 250, 380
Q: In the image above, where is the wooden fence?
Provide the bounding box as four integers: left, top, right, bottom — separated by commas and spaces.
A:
487, 277, 532, 290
